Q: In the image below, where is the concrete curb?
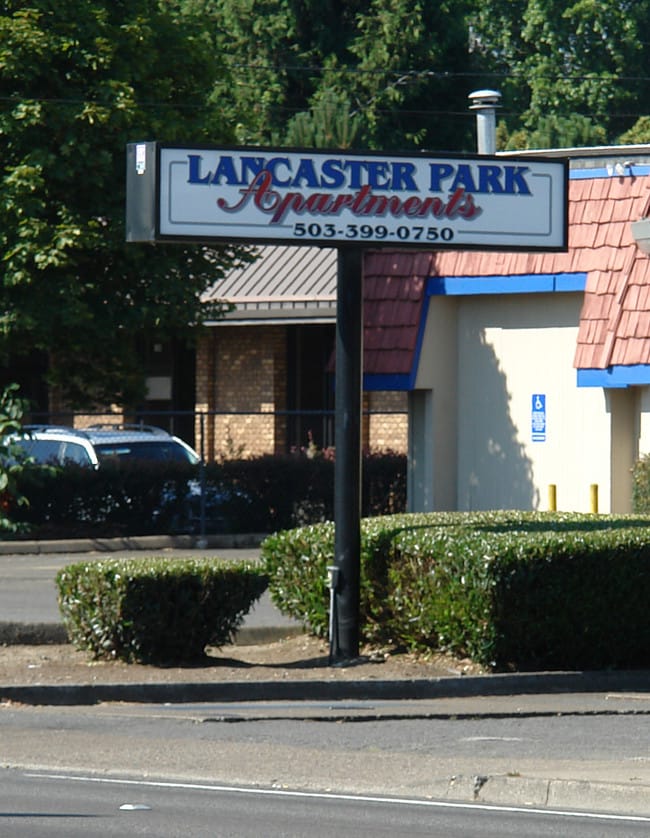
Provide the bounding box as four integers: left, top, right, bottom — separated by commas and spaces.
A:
4, 615, 650, 703
0, 622, 68, 645
3, 666, 650, 707
3, 669, 650, 816
4, 531, 650, 824
0, 621, 303, 647
442, 774, 650, 817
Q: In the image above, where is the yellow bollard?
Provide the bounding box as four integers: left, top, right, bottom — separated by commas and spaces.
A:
590, 483, 599, 514
548, 484, 557, 512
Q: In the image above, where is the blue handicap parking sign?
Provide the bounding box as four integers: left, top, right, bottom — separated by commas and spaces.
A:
531, 394, 546, 442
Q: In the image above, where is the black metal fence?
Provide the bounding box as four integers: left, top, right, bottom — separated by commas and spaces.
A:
12, 431, 408, 539
25, 408, 408, 459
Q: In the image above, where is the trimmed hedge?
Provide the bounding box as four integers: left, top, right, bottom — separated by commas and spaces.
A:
56, 558, 268, 663
633, 452, 650, 513
14, 461, 199, 538
10, 451, 406, 538
261, 513, 435, 641
261, 511, 650, 671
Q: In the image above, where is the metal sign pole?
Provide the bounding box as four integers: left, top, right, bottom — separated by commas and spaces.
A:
127, 142, 568, 663
330, 246, 363, 663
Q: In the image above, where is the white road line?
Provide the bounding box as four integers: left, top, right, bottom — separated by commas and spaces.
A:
25, 771, 650, 824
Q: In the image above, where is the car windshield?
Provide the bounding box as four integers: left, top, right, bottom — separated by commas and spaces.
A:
93, 440, 199, 465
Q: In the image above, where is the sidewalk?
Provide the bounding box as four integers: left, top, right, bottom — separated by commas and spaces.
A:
2, 535, 650, 817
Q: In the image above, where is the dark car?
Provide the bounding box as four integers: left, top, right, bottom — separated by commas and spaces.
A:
15, 424, 200, 467
10, 424, 247, 534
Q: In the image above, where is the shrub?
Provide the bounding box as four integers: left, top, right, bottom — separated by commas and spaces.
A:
56, 557, 268, 663
13, 461, 198, 538
261, 513, 433, 641
10, 450, 406, 538
262, 511, 650, 671
390, 517, 650, 669
0, 384, 32, 533
261, 522, 336, 637
633, 452, 650, 512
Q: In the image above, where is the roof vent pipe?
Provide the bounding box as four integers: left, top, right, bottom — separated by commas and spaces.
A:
468, 89, 501, 155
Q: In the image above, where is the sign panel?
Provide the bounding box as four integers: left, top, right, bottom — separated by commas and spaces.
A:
128, 143, 568, 250
531, 393, 547, 442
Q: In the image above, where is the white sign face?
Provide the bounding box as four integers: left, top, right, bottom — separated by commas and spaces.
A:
156, 146, 568, 250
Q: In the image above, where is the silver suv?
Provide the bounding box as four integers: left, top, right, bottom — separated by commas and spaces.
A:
15, 424, 200, 468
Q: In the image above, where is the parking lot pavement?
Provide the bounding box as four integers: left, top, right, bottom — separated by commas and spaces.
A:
0, 535, 302, 643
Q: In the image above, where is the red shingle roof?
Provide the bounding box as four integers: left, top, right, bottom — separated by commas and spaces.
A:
363, 173, 650, 377
363, 252, 434, 375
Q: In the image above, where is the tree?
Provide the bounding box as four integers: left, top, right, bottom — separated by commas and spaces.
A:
502, 114, 607, 150
469, 0, 650, 146
191, 0, 480, 153
618, 116, 650, 145
0, 1, 244, 408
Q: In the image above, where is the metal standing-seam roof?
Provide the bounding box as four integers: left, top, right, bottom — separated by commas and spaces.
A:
202, 245, 337, 323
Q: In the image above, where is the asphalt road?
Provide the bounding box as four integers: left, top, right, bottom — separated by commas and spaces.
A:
3, 539, 650, 823
3, 697, 650, 820
3, 766, 650, 837
0, 546, 300, 636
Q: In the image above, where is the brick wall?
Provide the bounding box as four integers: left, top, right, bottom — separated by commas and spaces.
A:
195, 327, 408, 459
196, 325, 287, 459
366, 390, 408, 453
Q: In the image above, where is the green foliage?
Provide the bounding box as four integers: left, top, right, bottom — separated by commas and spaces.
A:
284, 90, 360, 149
218, 450, 406, 531
180, 0, 650, 152
502, 114, 608, 151
56, 557, 268, 663
619, 116, 650, 145
262, 513, 432, 639
182, 0, 650, 156
471, 0, 650, 145
202, 0, 477, 151
632, 452, 650, 513
387, 517, 650, 669
10, 451, 407, 538
0, 383, 31, 531
0, 1, 244, 407
13, 460, 199, 538
261, 522, 335, 637
262, 511, 650, 670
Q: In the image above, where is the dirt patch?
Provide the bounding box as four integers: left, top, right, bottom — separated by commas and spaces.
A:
0, 634, 484, 686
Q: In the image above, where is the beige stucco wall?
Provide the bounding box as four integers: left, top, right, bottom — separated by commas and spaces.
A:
412, 295, 459, 510
637, 388, 650, 455
415, 291, 622, 513
608, 387, 639, 513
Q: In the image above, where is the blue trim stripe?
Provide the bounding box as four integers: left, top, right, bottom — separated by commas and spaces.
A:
427, 272, 586, 297
577, 365, 650, 388
366, 272, 587, 391
570, 165, 650, 180
364, 373, 411, 391
364, 295, 431, 392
